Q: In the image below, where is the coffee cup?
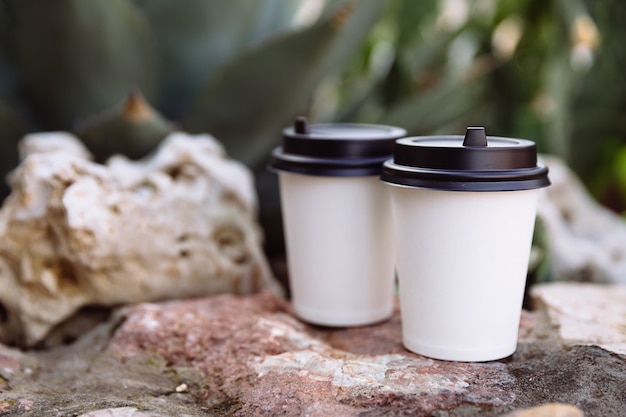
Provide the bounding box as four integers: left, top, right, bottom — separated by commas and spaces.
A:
270, 117, 406, 327
381, 127, 550, 361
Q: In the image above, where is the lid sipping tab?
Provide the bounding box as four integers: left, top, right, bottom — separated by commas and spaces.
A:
462, 126, 488, 147
294, 116, 310, 134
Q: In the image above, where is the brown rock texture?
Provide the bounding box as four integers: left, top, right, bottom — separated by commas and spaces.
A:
0, 284, 624, 416
111, 293, 515, 416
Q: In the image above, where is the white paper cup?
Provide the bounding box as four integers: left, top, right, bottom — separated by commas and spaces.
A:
390, 186, 539, 361
279, 172, 394, 326
270, 118, 406, 327
381, 127, 550, 361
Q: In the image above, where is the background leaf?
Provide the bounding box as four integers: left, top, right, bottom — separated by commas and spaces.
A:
74, 92, 174, 162
133, 0, 303, 120
184, 0, 385, 169
379, 78, 485, 134
14, 0, 158, 130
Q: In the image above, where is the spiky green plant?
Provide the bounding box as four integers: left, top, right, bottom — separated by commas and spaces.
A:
0, 0, 625, 276
0, 0, 384, 168
322, 0, 626, 212
1, 0, 624, 190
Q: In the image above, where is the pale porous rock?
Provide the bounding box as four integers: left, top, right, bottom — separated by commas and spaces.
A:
18, 131, 93, 161
504, 403, 584, 417
78, 408, 151, 417
537, 156, 626, 284
531, 282, 626, 355
0, 132, 282, 347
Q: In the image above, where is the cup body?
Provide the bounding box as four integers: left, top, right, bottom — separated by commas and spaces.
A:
271, 118, 405, 327
279, 172, 394, 326
390, 185, 539, 361
381, 128, 549, 361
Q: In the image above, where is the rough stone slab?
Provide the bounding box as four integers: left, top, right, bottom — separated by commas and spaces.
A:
0, 287, 624, 416
531, 282, 626, 355
111, 293, 515, 416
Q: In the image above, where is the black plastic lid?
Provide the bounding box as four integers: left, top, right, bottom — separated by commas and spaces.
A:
269, 117, 407, 177
381, 127, 550, 191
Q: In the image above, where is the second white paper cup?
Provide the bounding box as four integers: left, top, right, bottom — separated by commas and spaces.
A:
280, 172, 394, 326
390, 186, 539, 361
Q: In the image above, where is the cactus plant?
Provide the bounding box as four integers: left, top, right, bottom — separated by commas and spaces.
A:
74, 91, 174, 161
0, 0, 623, 191
0, 0, 625, 268
184, 0, 385, 167
0, 0, 385, 170
13, 0, 158, 130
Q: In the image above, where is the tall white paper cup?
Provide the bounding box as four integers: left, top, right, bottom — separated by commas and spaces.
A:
270, 118, 406, 327
381, 127, 550, 361
279, 173, 394, 326
390, 186, 539, 361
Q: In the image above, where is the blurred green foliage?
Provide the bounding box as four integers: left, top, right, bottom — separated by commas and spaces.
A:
0, 0, 389, 163
1, 0, 624, 192
0, 0, 625, 267
323, 0, 626, 213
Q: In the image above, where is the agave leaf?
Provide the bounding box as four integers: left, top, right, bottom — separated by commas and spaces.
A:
394, 0, 439, 49
379, 78, 484, 135
74, 91, 174, 162
243, 0, 305, 47
184, 0, 384, 168
134, 0, 303, 120
319, 0, 385, 77
542, 50, 574, 159
14, 0, 158, 130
